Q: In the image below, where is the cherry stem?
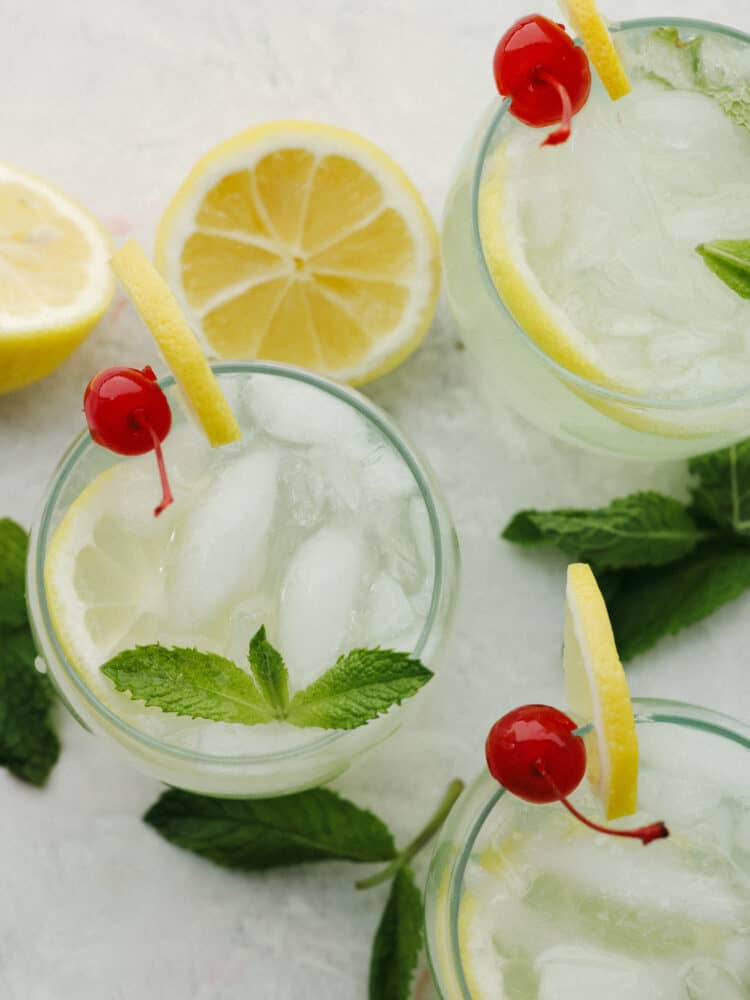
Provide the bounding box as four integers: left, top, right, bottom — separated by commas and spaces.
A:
534, 68, 574, 147
132, 409, 174, 517
534, 759, 669, 846
355, 779, 465, 890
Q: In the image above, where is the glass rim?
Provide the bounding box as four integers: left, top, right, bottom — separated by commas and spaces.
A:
471, 16, 750, 411
29, 360, 449, 768
426, 697, 750, 1000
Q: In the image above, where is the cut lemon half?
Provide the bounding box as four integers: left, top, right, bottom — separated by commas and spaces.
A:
563, 563, 639, 820
560, 0, 631, 99
154, 120, 440, 384
111, 240, 241, 447
0, 163, 114, 394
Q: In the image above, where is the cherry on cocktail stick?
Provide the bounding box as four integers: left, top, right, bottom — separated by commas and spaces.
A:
494, 15, 592, 146
84, 365, 174, 517
485, 704, 669, 845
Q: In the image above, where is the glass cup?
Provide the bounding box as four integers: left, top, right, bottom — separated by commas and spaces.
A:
442, 18, 750, 460
425, 698, 750, 998
27, 361, 459, 797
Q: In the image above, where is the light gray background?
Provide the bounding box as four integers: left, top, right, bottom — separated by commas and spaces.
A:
1, 1, 749, 997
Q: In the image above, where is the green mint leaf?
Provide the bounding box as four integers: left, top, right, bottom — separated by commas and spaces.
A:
101, 645, 273, 725
286, 649, 433, 730
0, 626, 60, 785
145, 787, 397, 870
689, 439, 750, 535
247, 626, 289, 719
695, 241, 750, 299
0, 519, 30, 632
603, 542, 750, 661
368, 867, 423, 1000
502, 492, 707, 570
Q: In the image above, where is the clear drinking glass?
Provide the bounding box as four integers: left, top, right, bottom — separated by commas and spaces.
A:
27, 362, 459, 797
424, 699, 750, 998
442, 18, 750, 460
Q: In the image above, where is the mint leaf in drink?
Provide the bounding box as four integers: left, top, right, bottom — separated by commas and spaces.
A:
247, 626, 289, 719
368, 867, 423, 1000
145, 787, 397, 870
603, 543, 750, 661
0, 518, 30, 632
287, 649, 433, 730
101, 645, 273, 724
0, 625, 60, 785
502, 492, 707, 569
695, 241, 750, 299
689, 439, 750, 535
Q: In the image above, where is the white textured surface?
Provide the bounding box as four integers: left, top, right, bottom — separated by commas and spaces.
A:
1, 1, 750, 997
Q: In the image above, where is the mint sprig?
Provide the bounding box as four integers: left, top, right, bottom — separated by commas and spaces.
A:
368, 868, 423, 1000
0, 518, 30, 632
102, 631, 432, 731
503, 438, 750, 659
696, 241, 750, 300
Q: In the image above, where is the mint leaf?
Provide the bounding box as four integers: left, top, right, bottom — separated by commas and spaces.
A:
502, 492, 707, 569
145, 787, 396, 870
101, 645, 273, 725
696, 241, 750, 299
0, 626, 60, 785
287, 649, 433, 730
689, 439, 750, 535
0, 519, 29, 632
247, 626, 289, 719
368, 867, 423, 1000
603, 543, 750, 660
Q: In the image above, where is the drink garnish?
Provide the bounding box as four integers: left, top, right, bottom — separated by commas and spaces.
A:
558, 0, 631, 100
695, 239, 750, 299
493, 15, 591, 146
485, 704, 668, 845
84, 365, 174, 517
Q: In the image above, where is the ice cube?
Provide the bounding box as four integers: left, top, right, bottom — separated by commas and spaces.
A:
536, 945, 658, 1000
365, 573, 416, 647
242, 373, 366, 452
277, 524, 364, 687
360, 442, 417, 499
224, 597, 273, 667
681, 959, 746, 1000
167, 448, 279, 628
280, 453, 326, 528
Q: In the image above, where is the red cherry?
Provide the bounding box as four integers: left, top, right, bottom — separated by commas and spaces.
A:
493, 15, 592, 146
486, 704, 669, 846
84, 366, 174, 516
486, 704, 585, 803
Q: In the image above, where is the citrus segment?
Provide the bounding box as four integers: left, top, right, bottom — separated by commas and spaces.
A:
561, 0, 631, 99
110, 240, 241, 447
0, 163, 113, 394
155, 121, 440, 384
563, 563, 639, 819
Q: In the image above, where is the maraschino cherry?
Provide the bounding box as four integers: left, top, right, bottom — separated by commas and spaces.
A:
84, 365, 174, 517
494, 15, 592, 146
486, 704, 669, 845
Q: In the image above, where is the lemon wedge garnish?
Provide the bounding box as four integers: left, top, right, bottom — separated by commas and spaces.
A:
563, 562, 639, 820
0, 163, 113, 394
560, 0, 631, 100
111, 240, 241, 447
154, 120, 440, 384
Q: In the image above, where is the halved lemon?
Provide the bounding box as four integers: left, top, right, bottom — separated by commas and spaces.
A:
563, 563, 639, 820
111, 240, 241, 447
0, 163, 114, 394
154, 121, 440, 384
560, 0, 631, 100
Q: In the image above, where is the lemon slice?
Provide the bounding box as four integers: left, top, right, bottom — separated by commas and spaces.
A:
560, 0, 631, 99
0, 163, 114, 394
154, 120, 440, 384
111, 240, 241, 447
563, 563, 639, 820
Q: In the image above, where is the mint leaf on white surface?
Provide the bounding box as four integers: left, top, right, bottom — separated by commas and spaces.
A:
287, 648, 433, 730
247, 626, 289, 719
144, 787, 397, 870
689, 438, 750, 535
695, 240, 750, 299
502, 492, 707, 569
101, 645, 273, 725
368, 867, 423, 1000
0, 518, 30, 632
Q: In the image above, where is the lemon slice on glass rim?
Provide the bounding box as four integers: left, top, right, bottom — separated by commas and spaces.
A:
559, 0, 631, 100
